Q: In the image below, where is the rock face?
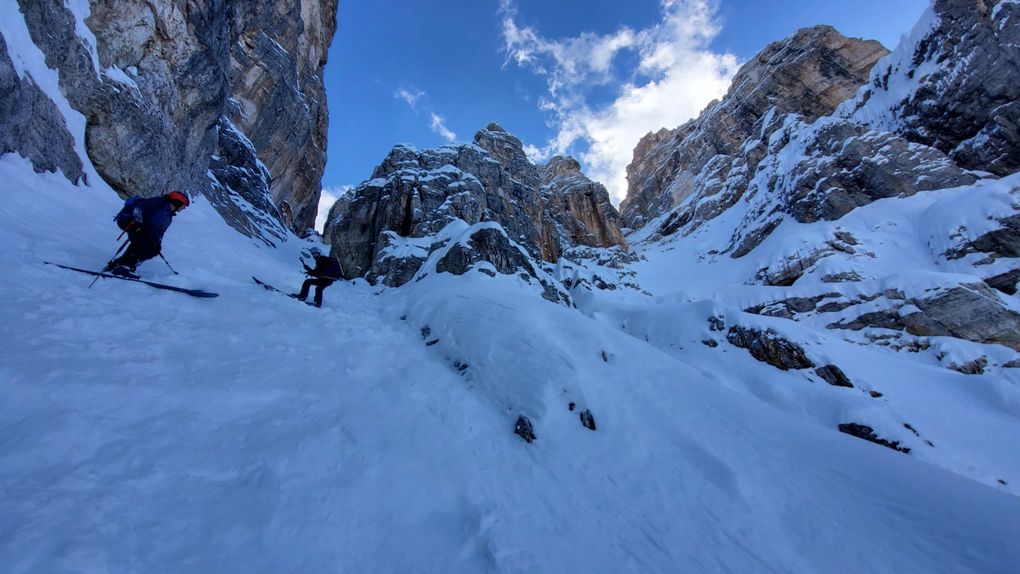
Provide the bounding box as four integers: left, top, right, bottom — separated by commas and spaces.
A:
847, 0, 1020, 176
326, 123, 628, 289
828, 284, 1020, 352
623, 2, 1020, 265
0, 33, 84, 183
541, 156, 628, 250
4, 0, 337, 240
226, 0, 336, 233
621, 26, 888, 228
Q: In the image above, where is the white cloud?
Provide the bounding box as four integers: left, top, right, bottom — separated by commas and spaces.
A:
395, 85, 458, 143
315, 185, 352, 233
394, 86, 426, 109
429, 112, 457, 142
499, 0, 740, 204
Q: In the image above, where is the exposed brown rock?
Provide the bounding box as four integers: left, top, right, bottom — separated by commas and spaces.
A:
541, 156, 628, 250
226, 0, 338, 233
621, 26, 888, 228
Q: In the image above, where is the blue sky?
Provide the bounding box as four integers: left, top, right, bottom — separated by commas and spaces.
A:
319, 0, 928, 223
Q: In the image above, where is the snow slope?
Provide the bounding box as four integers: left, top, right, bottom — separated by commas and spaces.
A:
2, 152, 1020, 572
3, 2, 1020, 569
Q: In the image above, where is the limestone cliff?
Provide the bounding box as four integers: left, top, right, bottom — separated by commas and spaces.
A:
620, 26, 888, 228
1, 0, 336, 243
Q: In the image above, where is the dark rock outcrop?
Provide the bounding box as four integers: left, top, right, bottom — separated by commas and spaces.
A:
514, 415, 536, 443
726, 326, 815, 370
838, 423, 910, 453
206, 116, 290, 246
436, 227, 533, 276
0, 33, 83, 182
815, 365, 853, 388
579, 409, 597, 431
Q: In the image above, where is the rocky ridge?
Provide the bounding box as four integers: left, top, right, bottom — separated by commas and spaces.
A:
1, 0, 336, 243
620, 25, 889, 229
325, 123, 629, 298
617, 0, 1020, 362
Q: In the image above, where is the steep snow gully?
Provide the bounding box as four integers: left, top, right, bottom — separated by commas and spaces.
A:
2, 153, 1020, 572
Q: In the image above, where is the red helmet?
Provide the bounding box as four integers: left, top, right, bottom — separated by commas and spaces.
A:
165, 191, 190, 209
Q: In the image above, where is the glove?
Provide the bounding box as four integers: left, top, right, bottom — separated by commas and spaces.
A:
303, 263, 313, 273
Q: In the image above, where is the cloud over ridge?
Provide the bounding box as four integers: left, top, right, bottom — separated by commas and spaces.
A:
499, 0, 740, 204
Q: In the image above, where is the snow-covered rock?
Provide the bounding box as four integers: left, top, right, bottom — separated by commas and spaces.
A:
847, 0, 1020, 175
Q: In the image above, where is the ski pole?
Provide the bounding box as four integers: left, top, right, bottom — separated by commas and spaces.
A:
116, 221, 135, 241
90, 238, 131, 288
158, 253, 179, 275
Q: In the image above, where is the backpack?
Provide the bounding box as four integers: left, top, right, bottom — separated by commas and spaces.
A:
114, 196, 142, 230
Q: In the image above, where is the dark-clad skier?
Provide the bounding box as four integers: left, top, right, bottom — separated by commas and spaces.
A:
291, 247, 342, 307
104, 191, 190, 277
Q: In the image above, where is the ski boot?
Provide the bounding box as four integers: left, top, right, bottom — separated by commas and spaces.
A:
104, 262, 139, 279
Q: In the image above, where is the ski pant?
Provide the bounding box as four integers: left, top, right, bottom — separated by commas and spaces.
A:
298, 277, 335, 307
112, 230, 161, 271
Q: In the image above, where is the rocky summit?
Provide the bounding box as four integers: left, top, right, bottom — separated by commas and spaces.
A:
324, 123, 628, 291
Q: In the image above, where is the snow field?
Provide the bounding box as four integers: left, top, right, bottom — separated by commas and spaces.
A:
4, 153, 1020, 572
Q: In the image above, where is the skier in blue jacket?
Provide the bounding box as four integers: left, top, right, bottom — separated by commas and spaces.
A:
105, 191, 190, 277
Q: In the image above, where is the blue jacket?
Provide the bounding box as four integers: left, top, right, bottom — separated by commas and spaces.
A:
117, 197, 176, 241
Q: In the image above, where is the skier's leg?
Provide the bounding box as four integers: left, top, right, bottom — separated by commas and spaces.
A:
296, 279, 314, 300
108, 233, 159, 273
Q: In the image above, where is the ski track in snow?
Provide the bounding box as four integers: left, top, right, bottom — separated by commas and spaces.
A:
1, 155, 1020, 572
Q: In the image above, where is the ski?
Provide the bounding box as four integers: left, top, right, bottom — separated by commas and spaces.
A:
252, 276, 317, 306
44, 261, 219, 298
